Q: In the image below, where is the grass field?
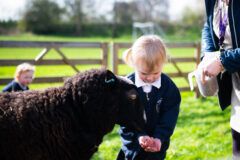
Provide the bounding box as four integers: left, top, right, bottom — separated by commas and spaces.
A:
0, 32, 201, 42
0, 34, 232, 160
92, 92, 232, 160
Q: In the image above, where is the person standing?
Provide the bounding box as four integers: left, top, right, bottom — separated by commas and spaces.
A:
199, 0, 240, 158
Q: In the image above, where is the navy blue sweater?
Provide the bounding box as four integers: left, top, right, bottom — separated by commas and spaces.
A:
1, 80, 29, 92
119, 72, 181, 160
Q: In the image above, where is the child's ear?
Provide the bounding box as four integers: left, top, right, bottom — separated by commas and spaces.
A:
105, 70, 117, 84
16, 75, 20, 80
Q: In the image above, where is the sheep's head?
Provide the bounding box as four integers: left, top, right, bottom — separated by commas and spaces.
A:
104, 70, 146, 133
64, 69, 146, 134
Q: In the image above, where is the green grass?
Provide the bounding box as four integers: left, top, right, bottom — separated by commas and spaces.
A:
91, 92, 232, 160
0, 30, 202, 42
0, 33, 133, 42
0, 34, 232, 159
0, 48, 102, 59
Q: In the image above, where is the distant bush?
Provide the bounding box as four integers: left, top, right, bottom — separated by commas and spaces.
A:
0, 20, 19, 34
0, 20, 18, 29
0, 19, 201, 41
0, 19, 133, 37
26, 22, 132, 37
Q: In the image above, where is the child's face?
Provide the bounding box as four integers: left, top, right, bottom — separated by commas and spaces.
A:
17, 71, 34, 87
136, 64, 163, 83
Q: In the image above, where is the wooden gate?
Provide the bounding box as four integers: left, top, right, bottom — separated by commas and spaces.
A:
0, 40, 108, 84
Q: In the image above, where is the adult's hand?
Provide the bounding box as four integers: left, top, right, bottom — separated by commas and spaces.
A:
198, 54, 223, 83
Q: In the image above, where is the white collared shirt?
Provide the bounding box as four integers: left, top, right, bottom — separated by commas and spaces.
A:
135, 72, 161, 93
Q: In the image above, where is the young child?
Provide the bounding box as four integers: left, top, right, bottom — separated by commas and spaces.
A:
2, 63, 35, 92
117, 35, 181, 160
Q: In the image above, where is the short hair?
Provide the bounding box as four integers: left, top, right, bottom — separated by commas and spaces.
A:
14, 63, 36, 79
123, 35, 167, 72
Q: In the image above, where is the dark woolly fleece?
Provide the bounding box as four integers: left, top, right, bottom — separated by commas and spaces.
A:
0, 68, 145, 160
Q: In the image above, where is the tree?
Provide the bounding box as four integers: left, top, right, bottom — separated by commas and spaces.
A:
134, 0, 169, 22
111, 1, 139, 37
23, 0, 64, 34
64, 0, 95, 35
181, 6, 205, 29
113, 1, 139, 24
112, 0, 169, 23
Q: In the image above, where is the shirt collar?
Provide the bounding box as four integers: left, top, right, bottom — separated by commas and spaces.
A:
135, 72, 161, 89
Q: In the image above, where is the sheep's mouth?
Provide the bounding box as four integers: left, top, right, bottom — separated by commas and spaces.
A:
131, 122, 145, 133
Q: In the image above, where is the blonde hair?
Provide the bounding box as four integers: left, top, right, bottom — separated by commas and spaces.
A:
14, 63, 36, 79
123, 35, 167, 72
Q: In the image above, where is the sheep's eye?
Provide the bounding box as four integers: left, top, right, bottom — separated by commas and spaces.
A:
129, 94, 137, 100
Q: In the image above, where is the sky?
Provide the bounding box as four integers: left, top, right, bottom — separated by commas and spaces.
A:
0, 0, 199, 21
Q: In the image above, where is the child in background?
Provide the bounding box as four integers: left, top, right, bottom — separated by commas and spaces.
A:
2, 63, 35, 92
117, 35, 181, 160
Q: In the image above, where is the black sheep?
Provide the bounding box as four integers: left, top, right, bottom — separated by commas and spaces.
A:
0, 68, 146, 160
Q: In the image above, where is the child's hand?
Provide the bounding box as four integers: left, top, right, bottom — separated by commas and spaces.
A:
139, 136, 154, 148
144, 138, 161, 152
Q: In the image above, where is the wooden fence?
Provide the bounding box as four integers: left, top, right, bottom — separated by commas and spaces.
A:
111, 42, 201, 96
0, 40, 108, 84
0, 41, 201, 96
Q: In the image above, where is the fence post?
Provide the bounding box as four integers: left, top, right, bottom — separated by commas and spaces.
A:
101, 42, 108, 68
112, 42, 119, 74
195, 42, 201, 98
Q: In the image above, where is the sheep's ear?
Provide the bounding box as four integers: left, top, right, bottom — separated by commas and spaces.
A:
105, 70, 117, 84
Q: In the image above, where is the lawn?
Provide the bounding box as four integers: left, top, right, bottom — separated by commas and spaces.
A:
0, 33, 131, 42
0, 32, 201, 42
0, 34, 232, 160
92, 92, 232, 160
